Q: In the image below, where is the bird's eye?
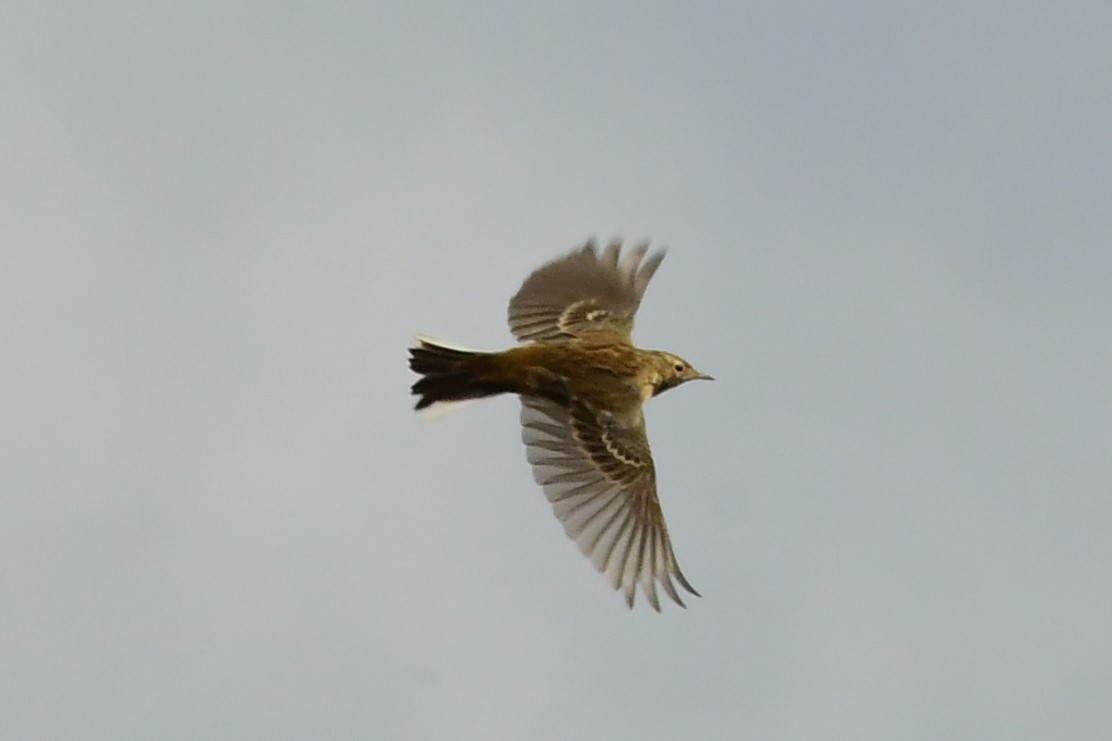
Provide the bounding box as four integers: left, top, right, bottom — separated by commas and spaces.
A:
674, 362, 685, 373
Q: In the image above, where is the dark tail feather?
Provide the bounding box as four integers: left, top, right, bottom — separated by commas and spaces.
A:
408, 338, 510, 411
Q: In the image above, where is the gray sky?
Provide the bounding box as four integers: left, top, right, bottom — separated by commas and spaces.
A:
4, 2, 1111, 739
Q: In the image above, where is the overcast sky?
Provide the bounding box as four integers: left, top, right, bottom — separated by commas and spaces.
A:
4, 2, 1111, 739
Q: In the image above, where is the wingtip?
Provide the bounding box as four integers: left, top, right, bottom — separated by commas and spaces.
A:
675, 569, 700, 599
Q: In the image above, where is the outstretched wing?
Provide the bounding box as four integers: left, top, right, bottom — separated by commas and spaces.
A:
519, 395, 698, 610
508, 239, 665, 344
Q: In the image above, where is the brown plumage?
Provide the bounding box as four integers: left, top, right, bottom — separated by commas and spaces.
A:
408, 239, 712, 611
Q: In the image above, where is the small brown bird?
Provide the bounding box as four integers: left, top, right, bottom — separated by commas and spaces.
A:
408, 239, 712, 611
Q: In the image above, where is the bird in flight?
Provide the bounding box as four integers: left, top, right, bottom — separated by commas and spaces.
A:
408, 239, 712, 611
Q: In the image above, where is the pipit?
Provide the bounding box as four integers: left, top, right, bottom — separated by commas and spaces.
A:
408, 239, 712, 611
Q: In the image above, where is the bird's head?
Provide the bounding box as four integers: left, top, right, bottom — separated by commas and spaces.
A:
647, 351, 714, 397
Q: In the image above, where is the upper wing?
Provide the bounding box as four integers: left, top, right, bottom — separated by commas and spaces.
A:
519, 395, 698, 610
507, 239, 665, 344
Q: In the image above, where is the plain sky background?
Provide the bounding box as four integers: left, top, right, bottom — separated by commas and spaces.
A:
4, 2, 1111, 739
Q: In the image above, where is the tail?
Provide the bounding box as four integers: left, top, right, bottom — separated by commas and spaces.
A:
408, 337, 511, 411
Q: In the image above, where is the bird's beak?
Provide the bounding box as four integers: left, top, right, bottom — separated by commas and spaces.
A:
696, 373, 715, 382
